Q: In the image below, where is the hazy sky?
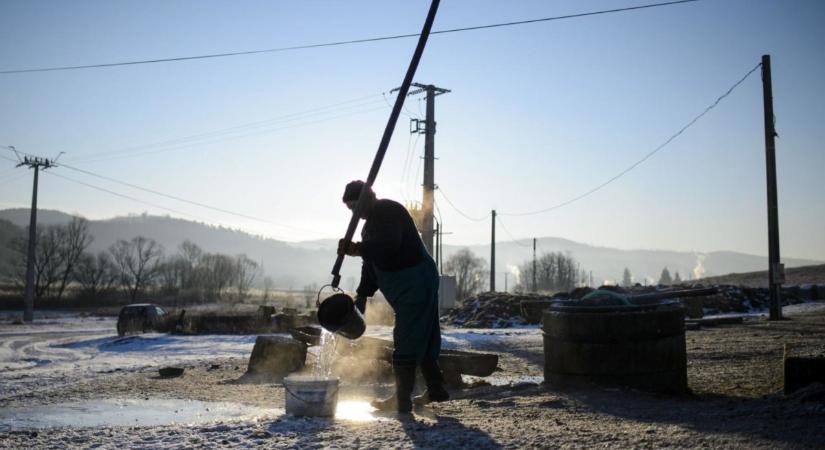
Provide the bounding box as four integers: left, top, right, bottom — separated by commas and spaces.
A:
1, 0, 823, 260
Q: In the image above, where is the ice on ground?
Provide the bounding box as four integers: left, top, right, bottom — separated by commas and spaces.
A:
0, 329, 268, 399
0, 309, 116, 335
365, 325, 540, 349
0, 398, 282, 430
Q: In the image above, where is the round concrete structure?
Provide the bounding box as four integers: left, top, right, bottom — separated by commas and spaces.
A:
542, 299, 687, 393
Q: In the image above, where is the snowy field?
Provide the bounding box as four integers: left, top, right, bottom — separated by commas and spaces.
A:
0, 304, 823, 448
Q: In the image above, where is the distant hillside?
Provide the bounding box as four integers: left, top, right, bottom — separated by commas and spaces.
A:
698, 264, 825, 288
0, 208, 821, 290
0, 209, 75, 227
0, 208, 362, 289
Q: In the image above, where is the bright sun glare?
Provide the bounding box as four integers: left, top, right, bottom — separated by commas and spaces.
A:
335, 400, 378, 422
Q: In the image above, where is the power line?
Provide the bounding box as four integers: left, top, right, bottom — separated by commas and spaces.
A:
399, 131, 416, 203
75, 104, 390, 164
436, 188, 489, 222
500, 61, 762, 217
401, 132, 422, 201
0, 172, 29, 187
496, 215, 532, 248
44, 170, 212, 223
383, 92, 420, 121
67, 100, 391, 164
68, 93, 386, 163
55, 162, 329, 235
0, 1, 700, 75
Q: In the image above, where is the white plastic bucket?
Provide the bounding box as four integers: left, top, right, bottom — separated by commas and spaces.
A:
283, 376, 339, 417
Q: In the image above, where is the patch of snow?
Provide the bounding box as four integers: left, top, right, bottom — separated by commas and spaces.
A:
0, 323, 278, 399
0, 398, 282, 430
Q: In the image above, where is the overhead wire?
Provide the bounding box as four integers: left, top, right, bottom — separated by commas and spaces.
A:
0, 166, 19, 179
436, 187, 490, 222
499, 61, 762, 217
44, 170, 214, 223
0, 172, 29, 187
75, 104, 390, 163
3, 144, 333, 237
0, 1, 700, 75
68, 93, 386, 162
67, 97, 392, 163
383, 92, 420, 121
402, 132, 422, 201
54, 162, 329, 235
398, 131, 416, 203
495, 215, 532, 248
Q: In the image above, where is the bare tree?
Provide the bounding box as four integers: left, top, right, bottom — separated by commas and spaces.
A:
234, 254, 259, 301
443, 248, 487, 300
518, 251, 585, 293
109, 236, 164, 301
157, 255, 188, 295
178, 240, 202, 289
9, 226, 62, 298
198, 253, 235, 301
55, 218, 93, 300
74, 251, 116, 299
262, 276, 274, 301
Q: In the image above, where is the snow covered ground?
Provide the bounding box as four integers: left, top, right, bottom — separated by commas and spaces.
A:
1, 304, 823, 448
0, 313, 260, 400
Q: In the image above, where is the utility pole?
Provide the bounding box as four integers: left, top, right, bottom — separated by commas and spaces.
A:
437, 222, 452, 275
761, 54, 783, 321
16, 155, 56, 323
435, 221, 440, 273
439, 224, 443, 274
532, 238, 537, 293
490, 209, 496, 292
398, 82, 450, 256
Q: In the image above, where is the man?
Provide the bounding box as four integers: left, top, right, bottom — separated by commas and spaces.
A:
338, 180, 449, 413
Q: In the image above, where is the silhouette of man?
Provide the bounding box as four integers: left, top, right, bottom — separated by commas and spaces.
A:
338, 180, 449, 413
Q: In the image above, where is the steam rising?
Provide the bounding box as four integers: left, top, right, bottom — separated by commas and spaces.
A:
693, 253, 706, 280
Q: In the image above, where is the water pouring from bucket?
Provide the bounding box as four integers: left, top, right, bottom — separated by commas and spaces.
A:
316, 285, 366, 340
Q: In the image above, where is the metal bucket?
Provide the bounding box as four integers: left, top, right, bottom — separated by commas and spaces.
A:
317, 290, 366, 340
283, 375, 339, 417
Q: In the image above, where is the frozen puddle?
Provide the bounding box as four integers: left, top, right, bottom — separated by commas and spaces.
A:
0, 398, 388, 430
0, 398, 282, 430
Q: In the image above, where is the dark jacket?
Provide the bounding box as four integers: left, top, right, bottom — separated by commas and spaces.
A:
356, 199, 428, 297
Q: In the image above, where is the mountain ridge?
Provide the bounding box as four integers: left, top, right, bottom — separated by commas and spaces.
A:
0, 208, 820, 289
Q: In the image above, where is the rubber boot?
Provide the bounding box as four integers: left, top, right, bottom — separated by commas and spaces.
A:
413, 359, 450, 406
371, 365, 415, 413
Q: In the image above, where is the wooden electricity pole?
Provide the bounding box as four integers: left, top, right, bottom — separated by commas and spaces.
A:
16, 156, 56, 323
490, 209, 496, 292
761, 54, 783, 320
400, 83, 450, 256
435, 221, 440, 273
532, 238, 537, 292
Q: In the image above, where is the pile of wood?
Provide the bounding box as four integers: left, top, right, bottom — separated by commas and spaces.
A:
441, 292, 553, 328
442, 284, 811, 328
686, 285, 804, 314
